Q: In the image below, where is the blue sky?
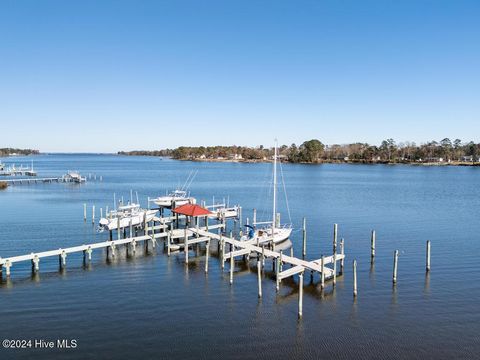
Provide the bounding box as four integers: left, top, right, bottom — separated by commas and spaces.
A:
0, 0, 479, 152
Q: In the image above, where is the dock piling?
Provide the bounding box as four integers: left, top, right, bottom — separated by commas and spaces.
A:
205, 239, 210, 273
279, 250, 283, 272
83, 204, 86, 222
167, 231, 171, 256
110, 243, 116, 258
333, 223, 338, 253
59, 250, 67, 269
426, 240, 431, 272
117, 218, 121, 240
31, 255, 39, 273
371, 230, 376, 261
302, 217, 307, 257
85, 246, 92, 262
92, 205, 95, 224
298, 272, 304, 318
257, 258, 262, 298
221, 236, 225, 269
129, 219, 133, 238
340, 238, 345, 274
229, 249, 234, 285
393, 250, 399, 284
333, 251, 337, 286
353, 260, 358, 297
320, 255, 325, 289
276, 253, 281, 291
184, 227, 188, 264
5, 261, 11, 277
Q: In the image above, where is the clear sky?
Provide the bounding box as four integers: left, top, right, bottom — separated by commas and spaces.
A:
1, 0, 479, 152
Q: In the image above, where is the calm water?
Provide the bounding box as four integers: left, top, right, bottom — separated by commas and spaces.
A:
0, 154, 479, 359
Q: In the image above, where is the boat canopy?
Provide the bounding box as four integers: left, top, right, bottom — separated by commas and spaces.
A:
172, 204, 211, 217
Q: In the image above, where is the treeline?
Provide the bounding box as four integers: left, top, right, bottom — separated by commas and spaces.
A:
0, 148, 39, 157
118, 138, 480, 164
118, 149, 173, 157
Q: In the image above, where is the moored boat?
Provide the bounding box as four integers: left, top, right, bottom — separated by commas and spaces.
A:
245, 140, 292, 246
98, 203, 157, 231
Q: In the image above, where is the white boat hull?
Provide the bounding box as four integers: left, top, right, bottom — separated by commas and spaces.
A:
99, 209, 157, 231
255, 227, 292, 245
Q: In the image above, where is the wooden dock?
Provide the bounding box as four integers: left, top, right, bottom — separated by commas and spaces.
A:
3, 175, 90, 185
2, 177, 67, 185
0, 213, 345, 318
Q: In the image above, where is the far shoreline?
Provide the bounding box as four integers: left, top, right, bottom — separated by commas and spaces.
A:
139, 156, 480, 167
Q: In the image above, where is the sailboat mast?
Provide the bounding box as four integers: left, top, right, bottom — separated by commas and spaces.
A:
272, 140, 277, 230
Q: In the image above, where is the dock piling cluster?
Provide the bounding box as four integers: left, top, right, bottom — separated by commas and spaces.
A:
0, 204, 435, 318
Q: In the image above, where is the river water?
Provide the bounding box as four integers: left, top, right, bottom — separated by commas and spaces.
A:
0, 154, 479, 359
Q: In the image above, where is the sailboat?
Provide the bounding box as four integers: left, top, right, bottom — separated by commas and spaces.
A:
249, 140, 292, 247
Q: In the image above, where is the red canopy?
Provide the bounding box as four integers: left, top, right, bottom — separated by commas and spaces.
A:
172, 203, 212, 217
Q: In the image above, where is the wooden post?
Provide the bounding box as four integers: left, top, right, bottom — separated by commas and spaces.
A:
5, 261, 11, 277
117, 217, 121, 240
333, 223, 338, 253
371, 230, 376, 261
257, 258, 262, 298
393, 250, 399, 284
279, 250, 283, 272
298, 272, 304, 318
143, 211, 147, 235
59, 250, 67, 269
132, 239, 136, 255
86, 246, 92, 262
31, 255, 39, 273
333, 251, 337, 286
275, 259, 280, 292
229, 249, 234, 285
184, 227, 188, 264
353, 259, 357, 297
426, 240, 431, 272
92, 205, 95, 224
253, 208, 257, 225
261, 245, 265, 268
221, 236, 225, 269
83, 203, 87, 222
321, 255, 325, 289
340, 238, 345, 274
167, 231, 171, 256
151, 231, 156, 249
302, 217, 307, 257
129, 218, 133, 238
110, 243, 116, 258
205, 239, 210, 273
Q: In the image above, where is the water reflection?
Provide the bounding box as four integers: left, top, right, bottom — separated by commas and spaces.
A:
423, 272, 431, 297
